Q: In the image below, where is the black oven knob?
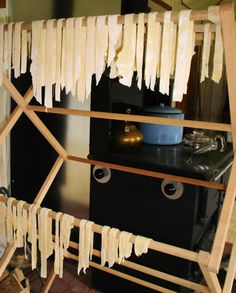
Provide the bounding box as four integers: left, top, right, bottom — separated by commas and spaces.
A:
93, 166, 111, 183
164, 183, 176, 196
94, 169, 105, 179
161, 180, 184, 200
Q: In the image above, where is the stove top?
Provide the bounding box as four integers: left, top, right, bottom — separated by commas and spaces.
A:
89, 142, 234, 180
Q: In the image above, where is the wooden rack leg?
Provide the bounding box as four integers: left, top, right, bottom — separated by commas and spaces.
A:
219, 3, 236, 150
40, 269, 57, 293
222, 233, 236, 293
0, 88, 34, 278
198, 251, 222, 293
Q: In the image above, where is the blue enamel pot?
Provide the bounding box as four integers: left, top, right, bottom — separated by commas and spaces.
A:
139, 104, 184, 145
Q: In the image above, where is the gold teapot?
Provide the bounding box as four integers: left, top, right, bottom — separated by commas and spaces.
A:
110, 108, 143, 151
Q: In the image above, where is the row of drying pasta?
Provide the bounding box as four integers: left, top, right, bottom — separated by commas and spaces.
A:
0, 6, 223, 107
0, 196, 151, 279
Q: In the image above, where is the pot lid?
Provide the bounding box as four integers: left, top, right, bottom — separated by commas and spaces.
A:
142, 103, 183, 114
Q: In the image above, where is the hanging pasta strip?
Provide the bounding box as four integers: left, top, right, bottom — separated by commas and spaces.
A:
30, 20, 45, 103
59, 213, 74, 278
160, 11, 174, 95
54, 212, 63, 275
172, 10, 195, 102
3, 30, 8, 75
95, 15, 108, 85
78, 220, 94, 274
101, 225, 110, 267
145, 12, 160, 90
38, 208, 53, 278
116, 14, 136, 87
85, 16, 96, 100
65, 18, 75, 95
22, 207, 28, 259
21, 29, 28, 74
0, 201, 6, 245
13, 22, 23, 78
16, 200, 25, 248
73, 17, 82, 96
118, 231, 133, 264
29, 204, 39, 270
136, 13, 145, 90
200, 23, 211, 82
107, 15, 122, 66
107, 228, 119, 268
7, 23, 13, 79
55, 19, 64, 101
208, 6, 223, 83
60, 24, 66, 90
0, 24, 4, 86
45, 19, 57, 108
76, 17, 87, 102
134, 235, 151, 257
170, 23, 177, 76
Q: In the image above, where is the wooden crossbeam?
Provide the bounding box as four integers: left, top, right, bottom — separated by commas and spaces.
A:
26, 105, 232, 132
14, 9, 210, 33
67, 155, 227, 190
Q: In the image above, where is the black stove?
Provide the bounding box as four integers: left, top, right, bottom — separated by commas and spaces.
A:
88, 75, 234, 292
89, 143, 233, 292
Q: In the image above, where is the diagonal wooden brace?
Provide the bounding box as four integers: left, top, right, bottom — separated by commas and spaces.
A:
2, 74, 68, 159
0, 86, 34, 145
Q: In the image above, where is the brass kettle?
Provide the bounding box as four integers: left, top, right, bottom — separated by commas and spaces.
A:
110, 108, 143, 151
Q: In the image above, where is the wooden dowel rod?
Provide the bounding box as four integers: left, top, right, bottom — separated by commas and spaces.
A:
67, 155, 227, 191
26, 105, 232, 132
66, 238, 210, 293
0, 195, 200, 263
5, 10, 210, 33
67, 251, 177, 293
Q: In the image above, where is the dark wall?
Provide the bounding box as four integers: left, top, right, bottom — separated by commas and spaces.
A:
121, 0, 149, 14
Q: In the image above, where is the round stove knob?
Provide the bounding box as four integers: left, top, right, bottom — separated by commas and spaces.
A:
94, 169, 105, 180
93, 166, 111, 183
161, 180, 184, 200
163, 183, 176, 196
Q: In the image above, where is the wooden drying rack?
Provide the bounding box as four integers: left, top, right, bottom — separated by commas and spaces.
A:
0, 3, 236, 293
